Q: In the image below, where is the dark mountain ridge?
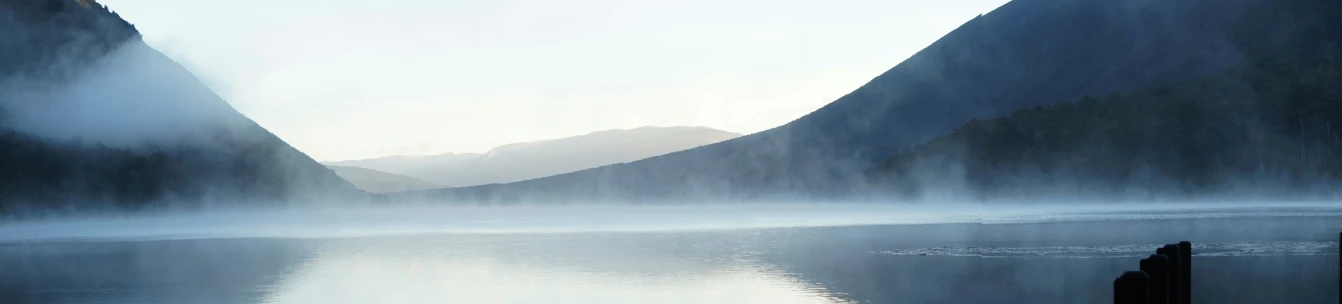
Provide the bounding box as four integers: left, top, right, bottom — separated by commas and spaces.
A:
410, 0, 1341, 203
0, 0, 362, 214
870, 53, 1342, 201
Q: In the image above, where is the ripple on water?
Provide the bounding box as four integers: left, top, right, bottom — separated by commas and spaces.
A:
877, 241, 1341, 259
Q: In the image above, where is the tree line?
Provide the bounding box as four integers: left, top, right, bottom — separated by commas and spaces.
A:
869, 54, 1342, 200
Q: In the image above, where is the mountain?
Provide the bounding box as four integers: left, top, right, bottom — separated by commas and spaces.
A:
869, 54, 1342, 201
0, 0, 361, 213
408, 0, 1342, 203
327, 126, 740, 187
326, 165, 443, 193
324, 153, 480, 184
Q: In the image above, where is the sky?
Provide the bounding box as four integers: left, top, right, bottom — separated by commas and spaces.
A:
97, 0, 1009, 162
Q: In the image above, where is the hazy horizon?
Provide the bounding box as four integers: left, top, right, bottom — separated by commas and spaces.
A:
7, 202, 1342, 241
97, 0, 1009, 161
321, 125, 741, 163
2, 1, 1339, 302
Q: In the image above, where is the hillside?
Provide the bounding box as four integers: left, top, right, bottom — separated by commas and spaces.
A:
0, 0, 361, 213
328, 126, 740, 187
411, 0, 1342, 203
869, 54, 1342, 200
326, 165, 443, 193
323, 153, 479, 183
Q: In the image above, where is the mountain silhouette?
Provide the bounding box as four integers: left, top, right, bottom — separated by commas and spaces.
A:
0, 0, 360, 213
870, 53, 1342, 201
326, 165, 443, 193
411, 0, 1342, 203
328, 126, 740, 188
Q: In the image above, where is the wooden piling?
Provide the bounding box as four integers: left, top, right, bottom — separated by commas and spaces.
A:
1140, 254, 1171, 304
1178, 241, 1191, 304
1115, 271, 1151, 304
1157, 245, 1182, 304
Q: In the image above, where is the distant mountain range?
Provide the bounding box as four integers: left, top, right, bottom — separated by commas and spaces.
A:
326, 126, 740, 188
0, 0, 360, 213
4, 0, 1340, 211
406, 0, 1342, 203
325, 166, 442, 193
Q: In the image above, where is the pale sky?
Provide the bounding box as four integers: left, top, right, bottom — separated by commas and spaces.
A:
98, 0, 1008, 162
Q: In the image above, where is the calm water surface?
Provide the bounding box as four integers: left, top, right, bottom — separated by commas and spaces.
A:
0, 204, 1338, 304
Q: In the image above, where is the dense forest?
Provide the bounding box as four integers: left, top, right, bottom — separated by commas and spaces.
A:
862, 0, 1342, 201
868, 54, 1342, 200
0, 129, 352, 213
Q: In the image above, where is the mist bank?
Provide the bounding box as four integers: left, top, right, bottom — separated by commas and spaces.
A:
2, 202, 1340, 242
0, 0, 364, 215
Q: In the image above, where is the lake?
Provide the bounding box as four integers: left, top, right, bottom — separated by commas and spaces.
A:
0, 203, 1338, 303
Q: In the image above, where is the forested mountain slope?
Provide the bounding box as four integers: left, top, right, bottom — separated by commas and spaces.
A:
0, 0, 361, 213
415, 0, 1342, 203
870, 54, 1342, 201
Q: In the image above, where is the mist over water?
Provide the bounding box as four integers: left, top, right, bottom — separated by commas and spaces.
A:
0, 0, 1339, 303
1, 203, 1339, 304
2, 202, 1341, 242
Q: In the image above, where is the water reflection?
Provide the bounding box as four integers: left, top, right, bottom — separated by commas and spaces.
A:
260, 233, 852, 304
0, 207, 1338, 304
755, 216, 1342, 303
0, 232, 856, 304
0, 238, 311, 304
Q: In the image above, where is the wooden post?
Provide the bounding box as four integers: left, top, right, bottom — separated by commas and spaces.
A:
1178, 241, 1191, 304
1141, 254, 1171, 304
1157, 245, 1182, 304
1115, 271, 1151, 304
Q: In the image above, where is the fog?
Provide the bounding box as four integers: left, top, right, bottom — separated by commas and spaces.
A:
6, 0, 1340, 210
0, 2, 363, 210
2, 1, 1340, 303
1, 202, 1338, 303
1, 40, 238, 147
2, 202, 1339, 242
0, 1, 239, 148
